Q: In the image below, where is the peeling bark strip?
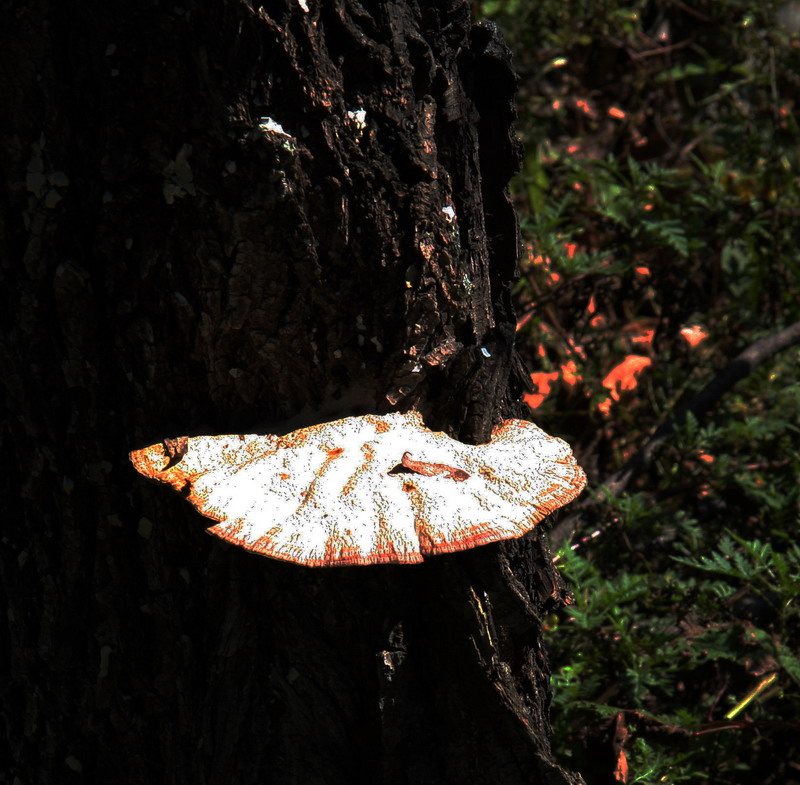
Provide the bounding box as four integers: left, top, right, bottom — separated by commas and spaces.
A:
400, 451, 470, 482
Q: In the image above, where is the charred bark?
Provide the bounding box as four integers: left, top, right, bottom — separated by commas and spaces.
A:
1, 1, 582, 783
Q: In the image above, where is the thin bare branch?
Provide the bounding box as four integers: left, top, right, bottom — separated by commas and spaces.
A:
551, 320, 800, 549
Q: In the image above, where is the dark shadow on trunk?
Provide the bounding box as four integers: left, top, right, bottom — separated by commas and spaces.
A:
1, 1, 584, 783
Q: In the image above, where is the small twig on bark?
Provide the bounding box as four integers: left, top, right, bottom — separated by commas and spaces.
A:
626, 39, 692, 61
670, 0, 714, 22
551, 321, 800, 550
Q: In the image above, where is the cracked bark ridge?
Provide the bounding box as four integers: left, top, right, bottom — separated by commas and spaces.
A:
2, 1, 583, 783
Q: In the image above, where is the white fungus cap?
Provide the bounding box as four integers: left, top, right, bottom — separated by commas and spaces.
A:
130, 411, 586, 567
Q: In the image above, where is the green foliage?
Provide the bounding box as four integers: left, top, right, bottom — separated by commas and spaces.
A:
477, 0, 800, 781
547, 391, 800, 780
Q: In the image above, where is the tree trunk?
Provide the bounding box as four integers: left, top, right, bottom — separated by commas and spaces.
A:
1, 1, 583, 783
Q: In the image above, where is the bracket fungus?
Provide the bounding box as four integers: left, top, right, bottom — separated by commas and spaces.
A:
130, 411, 586, 567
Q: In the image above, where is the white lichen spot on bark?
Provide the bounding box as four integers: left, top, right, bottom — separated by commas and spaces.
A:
162, 143, 196, 205
65, 757, 83, 774
346, 108, 367, 139
256, 117, 298, 152
137, 518, 153, 539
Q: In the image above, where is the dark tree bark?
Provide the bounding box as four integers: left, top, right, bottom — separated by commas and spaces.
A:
1, 1, 583, 783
